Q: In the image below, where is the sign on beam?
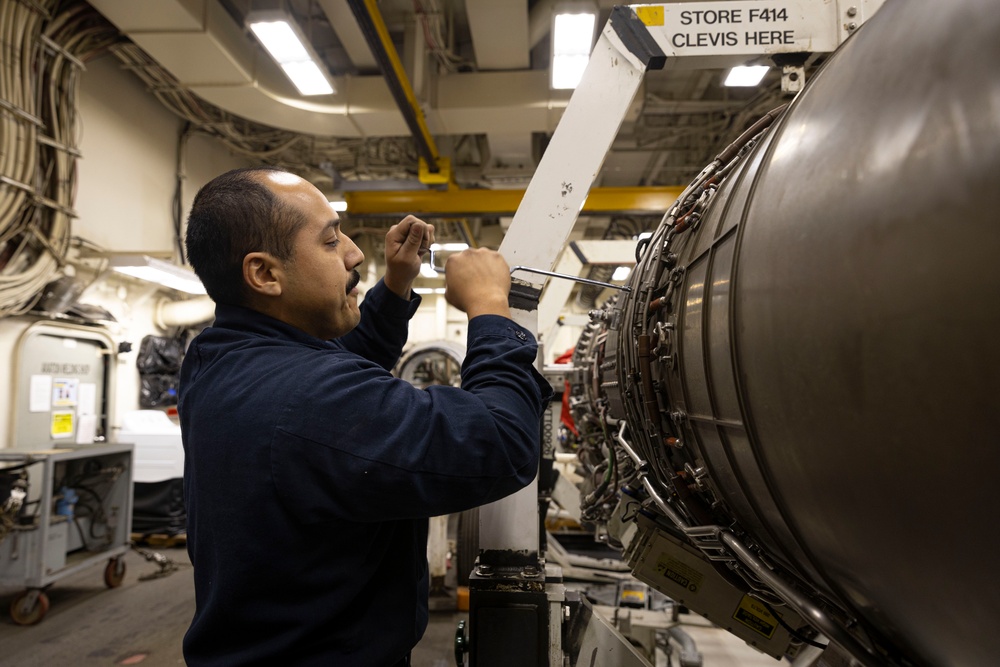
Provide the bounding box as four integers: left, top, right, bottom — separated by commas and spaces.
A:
633, 1, 855, 56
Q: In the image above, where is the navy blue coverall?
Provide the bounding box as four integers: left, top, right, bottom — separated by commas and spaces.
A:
179, 280, 550, 666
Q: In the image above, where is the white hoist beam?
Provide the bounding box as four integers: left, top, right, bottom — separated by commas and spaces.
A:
482, 7, 667, 561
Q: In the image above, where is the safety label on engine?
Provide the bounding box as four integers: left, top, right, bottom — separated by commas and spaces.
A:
654, 553, 704, 593
733, 595, 778, 639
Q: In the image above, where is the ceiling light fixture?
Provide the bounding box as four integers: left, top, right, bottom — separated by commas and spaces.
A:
551, 4, 598, 90
329, 199, 348, 212
109, 255, 207, 295
724, 65, 770, 87
247, 11, 335, 96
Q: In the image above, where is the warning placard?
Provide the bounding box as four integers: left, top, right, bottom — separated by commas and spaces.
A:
637, 1, 840, 57
733, 595, 779, 639
655, 552, 705, 593
51, 411, 75, 439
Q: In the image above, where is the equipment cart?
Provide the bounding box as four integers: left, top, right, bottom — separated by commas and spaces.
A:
0, 442, 134, 624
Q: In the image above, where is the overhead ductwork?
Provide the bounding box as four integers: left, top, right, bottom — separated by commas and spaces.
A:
87, 0, 575, 138
466, 0, 530, 70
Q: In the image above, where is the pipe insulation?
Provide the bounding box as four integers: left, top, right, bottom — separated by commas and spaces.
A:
154, 297, 215, 329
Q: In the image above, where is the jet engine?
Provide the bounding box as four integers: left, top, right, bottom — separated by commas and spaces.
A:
568, 1, 1000, 665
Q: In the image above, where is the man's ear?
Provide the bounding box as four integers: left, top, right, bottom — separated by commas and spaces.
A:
243, 252, 283, 297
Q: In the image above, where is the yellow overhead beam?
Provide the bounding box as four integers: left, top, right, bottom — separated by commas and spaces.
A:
343, 186, 683, 217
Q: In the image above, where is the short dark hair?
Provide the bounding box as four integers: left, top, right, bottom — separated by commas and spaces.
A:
186, 167, 307, 306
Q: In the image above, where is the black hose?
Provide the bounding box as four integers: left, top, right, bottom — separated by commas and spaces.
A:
761, 599, 829, 650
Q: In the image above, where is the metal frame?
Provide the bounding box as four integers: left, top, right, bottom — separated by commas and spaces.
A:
343, 186, 683, 217
0, 442, 134, 589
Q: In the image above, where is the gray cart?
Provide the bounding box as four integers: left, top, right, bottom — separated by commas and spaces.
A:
0, 443, 134, 624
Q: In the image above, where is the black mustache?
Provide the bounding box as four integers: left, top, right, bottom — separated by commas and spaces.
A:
346, 270, 361, 294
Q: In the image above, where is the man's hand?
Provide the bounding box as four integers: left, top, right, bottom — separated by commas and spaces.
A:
384, 215, 434, 298
444, 249, 511, 320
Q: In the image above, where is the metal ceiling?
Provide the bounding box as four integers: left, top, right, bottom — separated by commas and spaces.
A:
84, 0, 793, 227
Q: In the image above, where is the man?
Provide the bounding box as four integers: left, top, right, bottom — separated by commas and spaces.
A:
180, 167, 550, 666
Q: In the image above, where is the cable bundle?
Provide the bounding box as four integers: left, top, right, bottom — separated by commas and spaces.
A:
109, 42, 420, 188
0, 0, 116, 315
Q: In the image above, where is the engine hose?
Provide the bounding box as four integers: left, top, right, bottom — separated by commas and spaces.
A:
715, 103, 788, 165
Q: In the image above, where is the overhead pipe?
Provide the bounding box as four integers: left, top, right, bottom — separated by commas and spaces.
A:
346, 0, 442, 175
155, 297, 215, 329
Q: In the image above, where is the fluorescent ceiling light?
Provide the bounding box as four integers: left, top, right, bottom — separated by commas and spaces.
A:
551, 10, 597, 90
552, 54, 590, 90
612, 266, 631, 281
279, 60, 334, 96
553, 12, 596, 54
724, 65, 770, 87
329, 199, 348, 212
413, 287, 447, 295
249, 21, 310, 62
248, 15, 335, 96
110, 256, 206, 295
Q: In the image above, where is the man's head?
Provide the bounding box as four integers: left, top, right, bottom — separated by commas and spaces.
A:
186, 167, 365, 339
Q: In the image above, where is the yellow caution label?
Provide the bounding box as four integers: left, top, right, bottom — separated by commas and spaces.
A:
733, 595, 778, 639
634, 6, 665, 26
620, 589, 646, 604
51, 411, 74, 438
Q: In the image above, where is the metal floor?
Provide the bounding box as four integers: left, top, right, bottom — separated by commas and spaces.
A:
0, 545, 784, 667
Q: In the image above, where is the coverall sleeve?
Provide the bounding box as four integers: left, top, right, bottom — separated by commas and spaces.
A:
269, 315, 552, 522
332, 279, 419, 371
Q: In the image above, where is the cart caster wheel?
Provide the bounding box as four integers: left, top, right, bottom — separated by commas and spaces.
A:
10, 590, 50, 626
104, 557, 126, 588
